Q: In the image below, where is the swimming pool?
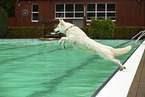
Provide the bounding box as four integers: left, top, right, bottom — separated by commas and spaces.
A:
0, 39, 142, 97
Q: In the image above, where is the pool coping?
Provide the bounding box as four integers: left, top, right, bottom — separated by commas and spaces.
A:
127, 49, 145, 97
93, 40, 145, 97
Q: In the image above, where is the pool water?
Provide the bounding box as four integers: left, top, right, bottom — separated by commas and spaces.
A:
0, 39, 142, 97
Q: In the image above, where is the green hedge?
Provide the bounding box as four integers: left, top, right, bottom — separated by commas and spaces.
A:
4, 26, 145, 39
5, 27, 54, 38
89, 18, 115, 39
83, 26, 145, 39
81, 27, 90, 36
114, 27, 145, 39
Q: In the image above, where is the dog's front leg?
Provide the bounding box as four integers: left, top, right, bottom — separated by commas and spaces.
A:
59, 36, 75, 48
59, 37, 68, 44
62, 41, 65, 49
59, 37, 68, 49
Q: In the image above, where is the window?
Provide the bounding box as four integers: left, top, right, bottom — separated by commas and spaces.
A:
75, 4, 84, 18
55, 4, 84, 19
56, 4, 64, 18
87, 3, 116, 21
66, 4, 73, 11
56, 4, 64, 11
32, 4, 39, 22
97, 4, 105, 11
87, 4, 95, 11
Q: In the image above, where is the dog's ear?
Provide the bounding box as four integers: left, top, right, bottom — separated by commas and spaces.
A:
59, 18, 62, 21
59, 19, 65, 26
59, 18, 63, 22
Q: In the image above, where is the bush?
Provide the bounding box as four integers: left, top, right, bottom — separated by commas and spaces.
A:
0, 6, 8, 38
89, 18, 115, 39
114, 27, 145, 39
4, 26, 145, 39
5, 27, 42, 38
81, 27, 90, 36
5, 27, 54, 38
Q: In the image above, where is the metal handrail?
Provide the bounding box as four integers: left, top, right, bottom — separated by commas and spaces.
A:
131, 30, 145, 44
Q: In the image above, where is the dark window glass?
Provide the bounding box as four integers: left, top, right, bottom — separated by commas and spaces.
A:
110, 18, 115, 20
65, 13, 74, 17
107, 4, 115, 11
75, 13, 83, 17
75, 4, 83, 11
107, 13, 115, 17
97, 4, 105, 11
107, 13, 115, 20
66, 4, 74, 11
87, 4, 95, 11
56, 13, 64, 17
33, 13, 38, 20
87, 13, 95, 20
56, 4, 64, 11
33, 4, 38, 12
97, 13, 105, 18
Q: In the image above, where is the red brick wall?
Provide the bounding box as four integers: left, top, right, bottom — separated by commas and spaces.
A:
13, 0, 144, 27
115, 1, 144, 26
8, 17, 17, 27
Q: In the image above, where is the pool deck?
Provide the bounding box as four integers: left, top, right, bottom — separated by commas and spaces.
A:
95, 41, 145, 97
127, 50, 145, 97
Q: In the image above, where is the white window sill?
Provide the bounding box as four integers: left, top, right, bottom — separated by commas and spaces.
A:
32, 20, 39, 22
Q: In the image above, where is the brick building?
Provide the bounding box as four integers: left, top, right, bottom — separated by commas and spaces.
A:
9, 0, 145, 27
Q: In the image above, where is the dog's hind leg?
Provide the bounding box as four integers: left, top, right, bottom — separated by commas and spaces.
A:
99, 50, 125, 71
109, 58, 126, 71
103, 54, 126, 71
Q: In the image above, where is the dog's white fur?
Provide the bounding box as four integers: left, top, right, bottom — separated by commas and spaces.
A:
54, 19, 131, 71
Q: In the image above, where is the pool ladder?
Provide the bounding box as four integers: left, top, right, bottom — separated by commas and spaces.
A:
131, 30, 145, 45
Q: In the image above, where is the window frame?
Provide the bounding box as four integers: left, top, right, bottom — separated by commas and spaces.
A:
32, 4, 39, 22
87, 3, 116, 22
55, 3, 84, 19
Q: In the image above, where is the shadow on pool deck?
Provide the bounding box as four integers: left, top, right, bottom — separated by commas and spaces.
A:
127, 50, 145, 97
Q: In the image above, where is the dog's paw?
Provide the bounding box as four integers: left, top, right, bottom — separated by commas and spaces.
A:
120, 66, 126, 71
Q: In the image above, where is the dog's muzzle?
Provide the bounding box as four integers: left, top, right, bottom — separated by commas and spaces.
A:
55, 31, 60, 33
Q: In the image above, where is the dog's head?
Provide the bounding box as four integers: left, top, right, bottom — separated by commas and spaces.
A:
54, 19, 74, 34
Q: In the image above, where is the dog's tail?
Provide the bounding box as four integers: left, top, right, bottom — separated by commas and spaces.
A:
112, 46, 132, 56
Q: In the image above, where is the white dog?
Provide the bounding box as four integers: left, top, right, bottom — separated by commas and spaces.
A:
54, 19, 131, 71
